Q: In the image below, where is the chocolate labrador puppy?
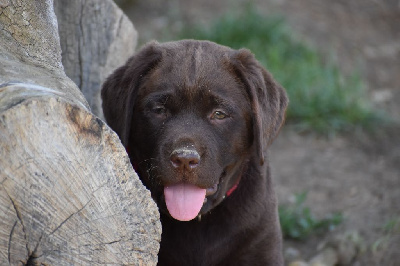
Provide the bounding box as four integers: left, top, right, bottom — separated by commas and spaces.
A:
101, 40, 288, 266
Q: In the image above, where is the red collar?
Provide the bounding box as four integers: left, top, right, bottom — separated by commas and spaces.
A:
226, 180, 239, 197
225, 161, 248, 197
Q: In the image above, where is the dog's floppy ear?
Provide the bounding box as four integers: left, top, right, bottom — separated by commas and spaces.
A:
230, 49, 288, 165
101, 41, 163, 146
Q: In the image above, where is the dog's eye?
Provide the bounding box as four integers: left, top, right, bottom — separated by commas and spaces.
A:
211, 110, 228, 120
151, 105, 168, 116
152, 106, 166, 114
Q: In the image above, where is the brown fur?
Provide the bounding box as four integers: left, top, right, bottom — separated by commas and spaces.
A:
101, 40, 288, 266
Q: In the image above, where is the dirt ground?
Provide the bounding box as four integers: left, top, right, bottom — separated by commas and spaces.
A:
117, 1, 400, 265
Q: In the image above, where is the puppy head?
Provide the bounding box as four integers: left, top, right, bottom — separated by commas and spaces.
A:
101, 40, 288, 221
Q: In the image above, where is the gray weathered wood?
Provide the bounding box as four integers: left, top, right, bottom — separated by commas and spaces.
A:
0, 0, 88, 109
0, 87, 161, 265
54, 0, 138, 119
0, 0, 160, 264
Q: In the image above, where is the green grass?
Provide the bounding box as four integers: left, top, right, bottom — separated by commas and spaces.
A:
173, 6, 383, 134
383, 217, 400, 234
372, 216, 400, 253
278, 192, 343, 240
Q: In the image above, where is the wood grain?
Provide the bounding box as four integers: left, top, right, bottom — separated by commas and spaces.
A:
0, 0, 160, 264
54, 0, 138, 119
0, 88, 161, 265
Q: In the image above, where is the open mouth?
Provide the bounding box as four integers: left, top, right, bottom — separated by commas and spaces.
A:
163, 182, 220, 222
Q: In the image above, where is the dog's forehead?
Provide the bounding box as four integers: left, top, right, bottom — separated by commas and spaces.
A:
143, 69, 245, 107
165, 42, 232, 85
142, 45, 247, 104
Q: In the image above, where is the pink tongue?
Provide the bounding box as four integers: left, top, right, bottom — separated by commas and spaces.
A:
164, 182, 206, 221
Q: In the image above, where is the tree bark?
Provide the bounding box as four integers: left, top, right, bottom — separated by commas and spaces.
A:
0, 0, 160, 265
54, 0, 138, 120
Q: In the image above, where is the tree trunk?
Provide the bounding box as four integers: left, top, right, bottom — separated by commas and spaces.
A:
54, 0, 138, 120
0, 1, 160, 265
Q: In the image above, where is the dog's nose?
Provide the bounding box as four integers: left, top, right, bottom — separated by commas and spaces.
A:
170, 149, 200, 171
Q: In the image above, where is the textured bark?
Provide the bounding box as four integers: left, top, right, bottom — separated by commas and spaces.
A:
54, 0, 138, 119
0, 0, 88, 108
0, 0, 160, 265
0, 91, 160, 265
